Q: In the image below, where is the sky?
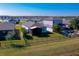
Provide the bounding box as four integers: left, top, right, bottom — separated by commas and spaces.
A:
0, 3, 79, 16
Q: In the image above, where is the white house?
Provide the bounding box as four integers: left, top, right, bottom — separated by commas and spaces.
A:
42, 20, 53, 32
22, 20, 53, 35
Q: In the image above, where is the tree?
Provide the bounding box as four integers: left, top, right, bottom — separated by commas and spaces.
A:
5, 31, 15, 47
69, 18, 79, 30
21, 28, 27, 34
16, 19, 20, 24
5, 31, 15, 40
21, 28, 33, 46
21, 28, 28, 45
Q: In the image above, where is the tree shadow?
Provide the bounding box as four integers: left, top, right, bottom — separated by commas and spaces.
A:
33, 33, 50, 37
10, 44, 26, 48
24, 34, 33, 40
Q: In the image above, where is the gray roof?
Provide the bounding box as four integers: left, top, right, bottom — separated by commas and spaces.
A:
22, 21, 35, 28
32, 22, 44, 28
0, 23, 15, 30
22, 21, 44, 28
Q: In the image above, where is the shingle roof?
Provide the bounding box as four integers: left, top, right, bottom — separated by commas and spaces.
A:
32, 22, 44, 28
22, 21, 44, 28
0, 23, 15, 30
22, 21, 35, 28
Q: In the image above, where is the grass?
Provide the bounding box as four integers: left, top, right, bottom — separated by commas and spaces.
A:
0, 33, 66, 47
0, 37, 79, 55
27, 33, 67, 46
0, 40, 25, 48
0, 32, 78, 55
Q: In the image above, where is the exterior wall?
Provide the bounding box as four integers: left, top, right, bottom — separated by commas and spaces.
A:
53, 19, 63, 25
42, 20, 53, 27
62, 18, 71, 25
46, 27, 53, 32
3, 20, 9, 22
42, 20, 53, 32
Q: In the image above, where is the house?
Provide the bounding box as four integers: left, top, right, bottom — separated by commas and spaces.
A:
0, 19, 9, 23
52, 18, 75, 37
31, 22, 46, 35
53, 18, 71, 27
20, 19, 29, 24
62, 18, 71, 27
53, 18, 63, 25
0, 23, 15, 40
22, 20, 53, 36
42, 20, 53, 33
9, 18, 17, 24
22, 21, 35, 31
0, 16, 10, 23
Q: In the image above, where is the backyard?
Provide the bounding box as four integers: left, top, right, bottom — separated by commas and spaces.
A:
0, 36, 79, 55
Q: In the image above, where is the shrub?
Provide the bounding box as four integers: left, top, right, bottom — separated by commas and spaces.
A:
53, 25, 61, 33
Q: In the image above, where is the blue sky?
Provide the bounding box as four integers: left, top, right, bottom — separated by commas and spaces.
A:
0, 3, 79, 16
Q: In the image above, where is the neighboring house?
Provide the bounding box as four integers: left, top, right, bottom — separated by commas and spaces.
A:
42, 20, 53, 33
53, 18, 63, 25
31, 22, 46, 35
0, 23, 15, 40
0, 19, 9, 23
20, 19, 29, 24
9, 18, 17, 24
52, 18, 75, 37
22, 20, 53, 35
53, 18, 71, 29
22, 21, 35, 34
0, 16, 20, 24
62, 18, 71, 25
53, 18, 71, 27
22, 21, 35, 30
0, 16, 10, 23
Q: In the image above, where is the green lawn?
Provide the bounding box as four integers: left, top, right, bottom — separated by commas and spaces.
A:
0, 37, 79, 55
27, 33, 67, 46
0, 33, 66, 47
